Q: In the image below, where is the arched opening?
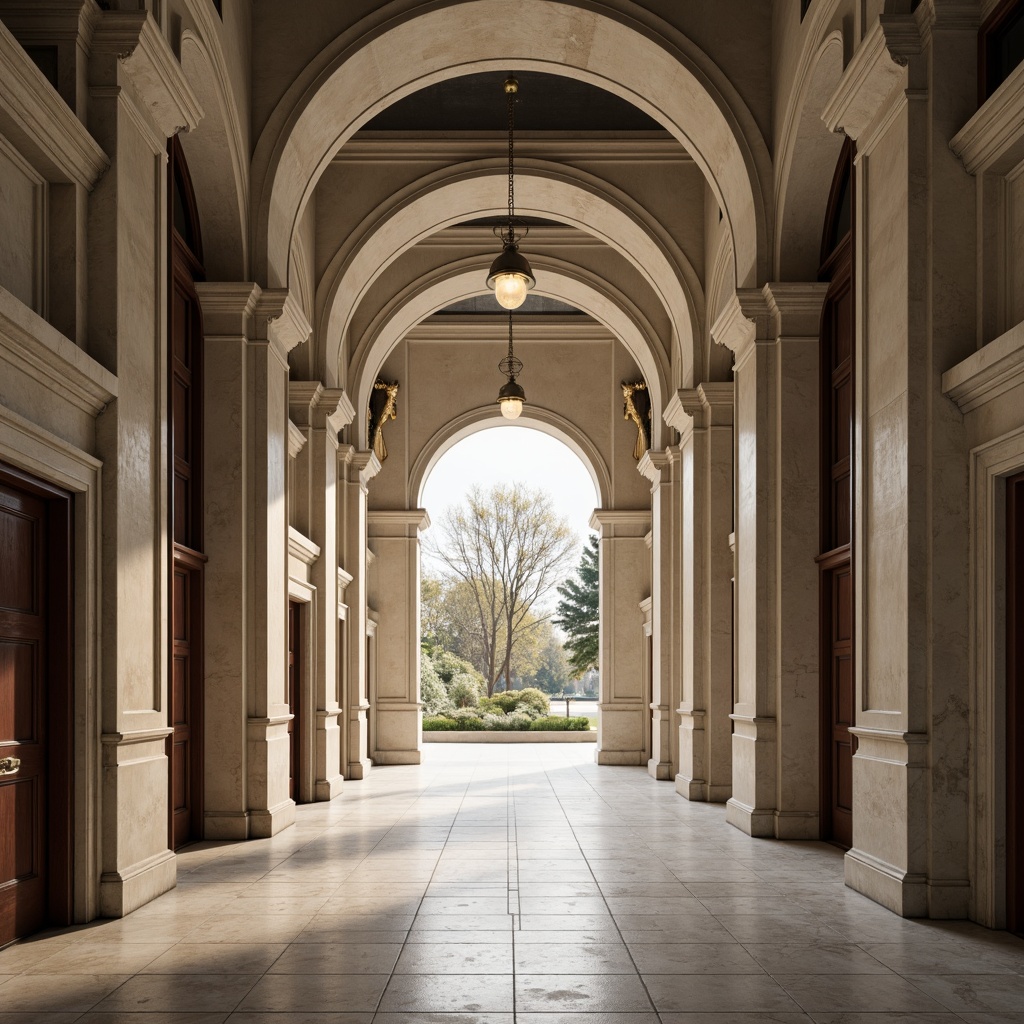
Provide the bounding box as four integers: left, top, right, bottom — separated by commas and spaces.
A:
418, 425, 600, 736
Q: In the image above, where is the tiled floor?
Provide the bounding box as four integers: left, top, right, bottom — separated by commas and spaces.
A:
2, 744, 1024, 1023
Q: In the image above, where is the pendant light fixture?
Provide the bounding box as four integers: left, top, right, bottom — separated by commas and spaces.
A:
497, 309, 525, 419
486, 74, 535, 310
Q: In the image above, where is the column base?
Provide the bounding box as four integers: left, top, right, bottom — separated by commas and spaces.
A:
726, 797, 775, 837
844, 846, 928, 917
205, 810, 250, 840
249, 799, 295, 839
347, 757, 373, 777
774, 810, 819, 839
647, 758, 673, 780
370, 751, 421, 766
99, 849, 176, 918
315, 776, 344, 800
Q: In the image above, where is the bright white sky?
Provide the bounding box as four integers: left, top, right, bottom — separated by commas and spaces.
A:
420, 426, 599, 567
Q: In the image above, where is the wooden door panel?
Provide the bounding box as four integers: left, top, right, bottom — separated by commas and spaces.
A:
0, 484, 48, 944
287, 602, 300, 802
1008, 471, 1024, 934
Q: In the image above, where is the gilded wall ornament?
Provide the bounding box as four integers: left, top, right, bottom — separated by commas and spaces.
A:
622, 380, 652, 461
368, 378, 399, 463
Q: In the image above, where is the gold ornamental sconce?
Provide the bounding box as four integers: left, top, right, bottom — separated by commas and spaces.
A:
622, 380, 651, 461
368, 378, 399, 463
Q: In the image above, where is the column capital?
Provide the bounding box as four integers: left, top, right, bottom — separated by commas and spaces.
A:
589, 509, 651, 537
338, 445, 381, 490
195, 283, 311, 358
664, 382, 735, 433
90, 10, 202, 146
256, 288, 311, 355
710, 289, 772, 357
637, 449, 674, 489
366, 509, 431, 538
289, 381, 356, 434
762, 282, 830, 338
822, 15, 920, 141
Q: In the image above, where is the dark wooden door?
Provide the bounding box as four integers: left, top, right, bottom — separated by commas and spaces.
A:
0, 470, 72, 945
288, 602, 301, 802
168, 140, 205, 850
819, 143, 856, 849
1008, 471, 1024, 934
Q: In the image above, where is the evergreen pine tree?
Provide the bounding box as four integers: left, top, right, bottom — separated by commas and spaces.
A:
553, 535, 599, 677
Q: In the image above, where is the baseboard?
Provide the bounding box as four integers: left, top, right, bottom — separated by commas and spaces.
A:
98, 848, 177, 918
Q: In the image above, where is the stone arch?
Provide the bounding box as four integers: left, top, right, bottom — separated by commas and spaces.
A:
775, 31, 846, 280
251, 0, 772, 294
316, 162, 703, 391
411, 406, 610, 511
351, 261, 669, 451
704, 233, 737, 383
177, 28, 248, 280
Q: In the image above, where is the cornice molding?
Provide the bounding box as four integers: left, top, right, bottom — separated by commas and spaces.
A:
711, 289, 770, 356
257, 288, 312, 354
763, 282, 830, 337
822, 16, 920, 141
287, 419, 306, 459
194, 281, 261, 337
637, 449, 673, 488
407, 318, 606, 341
0, 19, 108, 188
942, 321, 1024, 413
951, 59, 1024, 175
664, 381, 735, 432
91, 10, 202, 142
338, 444, 381, 490
287, 526, 320, 566
589, 509, 652, 536
0, 284, 117, 416
366, 509, 432, 536
289, 381, 356, 434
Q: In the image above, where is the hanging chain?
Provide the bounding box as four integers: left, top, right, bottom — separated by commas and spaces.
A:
499, 308, 523, 380
507, 73, 517, 245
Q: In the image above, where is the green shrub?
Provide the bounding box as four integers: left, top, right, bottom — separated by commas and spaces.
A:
529, 715, 591, 731
448, 672, 484, 708
420, 655, 453, 716
481, 687, 550, 719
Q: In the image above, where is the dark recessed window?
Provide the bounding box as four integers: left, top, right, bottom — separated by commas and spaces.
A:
213, 0, 222, 17
801, 0, 812, 20
980, 0, 1024, 102
25, 45, 58, 90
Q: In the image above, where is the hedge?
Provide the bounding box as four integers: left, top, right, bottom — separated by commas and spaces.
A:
422, 714, 592, 732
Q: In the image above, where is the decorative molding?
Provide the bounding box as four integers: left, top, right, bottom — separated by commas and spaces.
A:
366, 509, 431, 537
287, 526, 321, 566
664, 382, 734, 432
711, 288, 770, 356
637, 449, 673, 489
0, 19, 108, 188
256, 287, 312, 354
0, 284, 117, 416
951, 59, 1024, 175
289, 381, 356, 433
408, 318, 607, 341
589, 508, 652, 536
942, 320, 1024, 413
338, 444, 381, 490
822, 16, 920, 141
287, 419, 306, 459
91, 11, 202, 141
194, 281, 261, 336
762, 281, 830, 337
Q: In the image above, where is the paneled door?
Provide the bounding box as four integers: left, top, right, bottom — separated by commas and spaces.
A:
0, 469, 72, 945
287, 601, 301, 802
818, 142, 856, 849
1008, 471, 1024, 935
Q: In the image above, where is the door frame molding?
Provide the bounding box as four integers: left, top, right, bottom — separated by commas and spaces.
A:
968, 425, 1024, 927
287, 577, 314, 803
0, 459, 75, 929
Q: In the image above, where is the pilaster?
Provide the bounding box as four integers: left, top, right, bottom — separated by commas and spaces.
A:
196, 283, 309, 839
638, 450, 679, 781
590, 508, 652, 766
288, 382, 356, 802
87, 7, 201, 917
666, 382, 734, 803
366, 509, 432, 766
714, 283, 827, 839
338, 446, 381, 778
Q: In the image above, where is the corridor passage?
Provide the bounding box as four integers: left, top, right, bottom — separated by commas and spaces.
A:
1, 744, 1023, 1022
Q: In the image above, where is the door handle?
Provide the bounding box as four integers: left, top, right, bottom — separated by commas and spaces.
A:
0, 757, 21, 776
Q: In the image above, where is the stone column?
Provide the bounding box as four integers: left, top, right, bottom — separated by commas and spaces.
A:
338, 446, 380, 779
196, 283, 310, 838
289, 382, 356, 801
823, 4, 976, 917
715, 283, 826, 839
366, 510, 431, 765
638, 451, 681, 780
667, 383, 735, 802
590, 509, 653, 766
87, 10, 201, 916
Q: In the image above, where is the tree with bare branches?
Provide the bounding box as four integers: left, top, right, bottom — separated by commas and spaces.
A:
428, 485, 577, 695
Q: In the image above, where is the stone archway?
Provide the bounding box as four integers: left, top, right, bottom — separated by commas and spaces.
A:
251, 0, 772, 296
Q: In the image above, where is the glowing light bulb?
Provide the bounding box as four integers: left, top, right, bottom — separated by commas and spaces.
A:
499, 397, 524, 420
494, 272, 530, 310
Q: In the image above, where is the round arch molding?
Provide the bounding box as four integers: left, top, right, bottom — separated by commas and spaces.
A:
315, 162, 704, 390
350, 261, 669, 450
251, 0, 772, 294
410, 405, 611, 511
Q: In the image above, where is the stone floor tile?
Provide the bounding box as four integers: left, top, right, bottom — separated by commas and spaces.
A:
370, 1015, 512, 1024
82, 1014, 231, 1024
19, 940, 173, 974
629, 941, 763, 974
658, 1016, 812, 1024
514, 973, 654, 1012
236, 973, 389, 1013
0, 972, 131, 1012
902, 974, 1024, 1013
517, 896, 610, 915
0, 1014, 84, 1024
226, 1014, 373, 1023
405, 929, 514, 944
181, 915, 313, 944
393, 942, 513, 974
744, 942, 896, 975
807, 1014, 963, 1024
775, 973, 952, 1013
643, 973, 802, 1012
377, 973, 514, 1012
267, 942, 402, 974
512, 941, 635, 974
92, 974, 260, 1013
139, 944, 287, 975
